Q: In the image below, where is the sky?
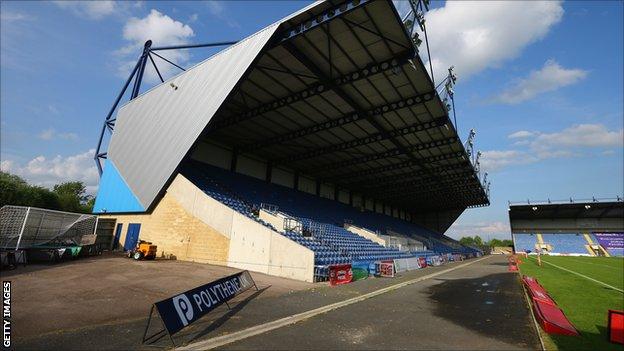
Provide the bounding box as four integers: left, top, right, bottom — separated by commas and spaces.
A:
1, 1, 623, 240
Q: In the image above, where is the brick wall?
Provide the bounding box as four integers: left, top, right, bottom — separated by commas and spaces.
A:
100, 191, 230, 265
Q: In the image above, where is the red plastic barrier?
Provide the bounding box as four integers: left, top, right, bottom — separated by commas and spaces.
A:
523, 275, 578, 336
532, 299, 579, 336
329, 264, 352, 286
522, 276, 556, 305
608, 310, 624, 344
508, 255, 519, 271
418, 257, 427, 268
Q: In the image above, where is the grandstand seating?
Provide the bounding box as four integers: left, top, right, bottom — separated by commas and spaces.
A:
513, 234, 537, 253
181, 162, 476, 279
541, 234, 588, 255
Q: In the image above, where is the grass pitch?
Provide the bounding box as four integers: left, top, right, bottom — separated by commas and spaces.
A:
519, 255, 624, 351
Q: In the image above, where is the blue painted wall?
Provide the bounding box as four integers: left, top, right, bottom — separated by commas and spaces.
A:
93, 159, 145, 213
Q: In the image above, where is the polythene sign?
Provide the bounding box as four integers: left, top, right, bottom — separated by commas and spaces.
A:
154, 270, 255, 335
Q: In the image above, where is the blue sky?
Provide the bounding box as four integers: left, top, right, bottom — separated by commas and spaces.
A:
1, 1, 622, 240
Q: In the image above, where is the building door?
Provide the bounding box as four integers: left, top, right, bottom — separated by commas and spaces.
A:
123, 223, 141, 251
113, 223, 123, 250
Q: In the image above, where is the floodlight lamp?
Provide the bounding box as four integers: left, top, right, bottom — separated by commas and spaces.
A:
532, 206, 538, 211
585, 205, 591, 209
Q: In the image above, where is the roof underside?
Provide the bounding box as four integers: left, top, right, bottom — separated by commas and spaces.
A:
198, 0, 488, 212
510, 201, 624, 221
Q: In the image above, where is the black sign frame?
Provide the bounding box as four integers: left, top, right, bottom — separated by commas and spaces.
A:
141, 270, 258, 347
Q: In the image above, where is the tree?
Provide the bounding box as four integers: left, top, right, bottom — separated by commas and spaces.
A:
473, 235, 483, 246
53, 182, 90, 212
0, 172, 61, 209
1, 172, 93, 213
501, 239, 514, 247
488, 238, 502, 248
459, 236, 475, 246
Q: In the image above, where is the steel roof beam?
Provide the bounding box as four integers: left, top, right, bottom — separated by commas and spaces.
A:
210, 51, 413, 130
313, 136, 458, 172
326, 149, 467, 181
280, 19, 453, 196
328, 147, 466, 184
364, 178, 478, 202
277, 0, 373, 44
240, 90, 436, 152
368, 176, 480, 199
341, 167, 478, 198
274, 116, 449, 163
388, 186, 488, 201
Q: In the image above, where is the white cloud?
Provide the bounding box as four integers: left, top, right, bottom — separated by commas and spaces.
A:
206, 1, 225, 16
205, 1, 239, 29
0, 11, 36, 70
533, 124, 623, 148
447, 221, 510, 239
482, 123, 623, 172
417, 1, 564, 82
0, 11, 33, 22
37, 128, 78, 141
508, 130, 535, 139
494, 60, 587, 104
48, 104, 60, 115
116, 9, 194, 82
480, 150, 538, 172
1, 150, 99, 194
53, 1, 116, 20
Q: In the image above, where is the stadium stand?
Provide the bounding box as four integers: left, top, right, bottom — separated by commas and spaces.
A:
91, 0, 490, 282
179, 162, 477, 279
510, 200, 623, 257
541, 233, 588, 255
182, 161, 464, 253
513, 234, 537, 253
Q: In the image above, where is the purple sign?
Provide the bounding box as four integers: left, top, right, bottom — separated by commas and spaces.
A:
593, 232, 624, 250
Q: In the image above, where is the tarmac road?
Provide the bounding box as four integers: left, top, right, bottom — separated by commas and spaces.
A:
15, 255, 540, 350
213, 254, 540, 350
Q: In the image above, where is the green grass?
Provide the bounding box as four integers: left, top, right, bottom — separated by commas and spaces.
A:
519, 255, 624, 351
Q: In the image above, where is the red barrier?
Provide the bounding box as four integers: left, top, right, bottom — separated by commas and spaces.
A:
531, 299, 579, 336
522, 276, 556, 305
523, 275, 579, 336
329, 264, 352, 286
418, 257, 427, 268
508, 255, 519, 271
608, 310, 624, 344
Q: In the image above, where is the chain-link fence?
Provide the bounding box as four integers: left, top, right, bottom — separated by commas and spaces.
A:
0, 205, 97, 250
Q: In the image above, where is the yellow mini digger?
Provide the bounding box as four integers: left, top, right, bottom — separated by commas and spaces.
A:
127, 240, 157, 260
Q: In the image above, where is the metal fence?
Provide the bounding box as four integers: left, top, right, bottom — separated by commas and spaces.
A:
0, 205, 98, 250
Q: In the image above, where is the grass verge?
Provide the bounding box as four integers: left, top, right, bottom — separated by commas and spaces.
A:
518, 255, 624, 351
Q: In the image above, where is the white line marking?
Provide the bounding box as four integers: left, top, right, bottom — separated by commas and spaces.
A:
566, 257, 621, 270
535, 258, 623, 293
178, 255, 493, 350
